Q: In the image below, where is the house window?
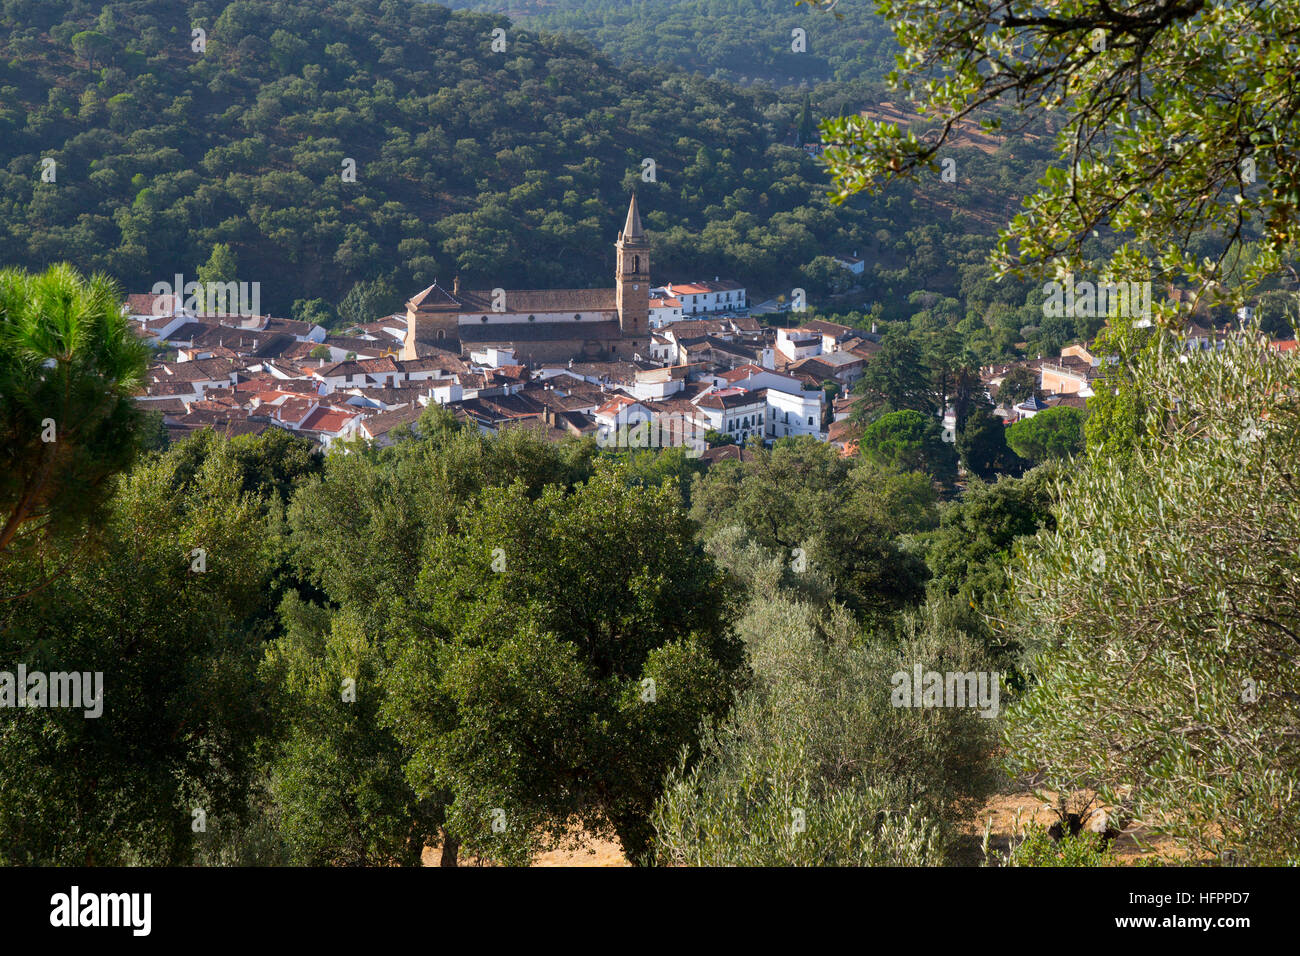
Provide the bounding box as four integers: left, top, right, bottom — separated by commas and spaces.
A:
575, 313, 582, 320
808, 416, 813, 425
437, 330, 445, 340
528, 314, 535, 322
480, 315, 488, 323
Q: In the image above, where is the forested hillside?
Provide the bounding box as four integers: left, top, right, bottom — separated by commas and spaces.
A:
440, 0, 901, 87
0, 0, 1053, 324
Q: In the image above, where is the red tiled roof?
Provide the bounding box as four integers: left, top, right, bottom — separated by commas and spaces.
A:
299, 407, 358, 434
718, 363, 767, 382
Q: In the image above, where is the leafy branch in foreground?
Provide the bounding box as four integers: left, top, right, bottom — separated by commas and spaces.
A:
814, 0, 1300, 314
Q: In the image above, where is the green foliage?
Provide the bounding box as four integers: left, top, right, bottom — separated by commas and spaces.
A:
957, 404, 1020, 480
651, 553, 1001, 865
0, 0, 1078, 342
796, 93, 816, 146
197, 242, 238, 286
1001, 329, 1300, 865
281, 425, 738, 863
923, 466, 1059, 660
1001, 824, 1111, 867
997, 365, 1039, 406
818, 0, 1300, 313
0, 448, 275, 864
292, 298, 335, 330
0, 0, 946, 314
690, 437, 936, 619
337, 275, 402, 329
448, 0, 901, 87
262, 597, 434, 865
0, 263, 149, 572
70, 30, 112, 69
652, 740, 945, 866
799, 254, 855, 297
1006, 405, 1085, 463
606, 444, 708, 509
859, 408, 957, 484
165, 425, 322, 507
1083, 323, 1154, 464
854, 331, 936, 417
383, 463, 743, 862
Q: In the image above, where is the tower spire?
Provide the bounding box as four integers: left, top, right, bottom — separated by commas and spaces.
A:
623, 194, 644, 240
615, 195, 649, 345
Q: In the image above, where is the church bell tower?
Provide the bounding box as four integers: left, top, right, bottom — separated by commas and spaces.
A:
615, 194, 649, 348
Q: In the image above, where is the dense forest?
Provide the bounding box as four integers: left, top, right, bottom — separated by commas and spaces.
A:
0, 0, 1065, 344
440, 0, 903, 87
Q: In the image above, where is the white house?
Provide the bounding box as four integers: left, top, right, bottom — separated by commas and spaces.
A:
468, 346, 518, 368
649, 333, 674, 363
628, 366, 688, 402
426, 381, 464, 405
660, 279, 747, 315
594, 395, 654, 431
833, 254, 866, 275
776, 327, 822, 361
298, 405, 362, 450
308, 357, 402, 393
694, 388, 767, 444
764, 387, 823, 440
712, 364, 807, 397
648, 297, 684, 329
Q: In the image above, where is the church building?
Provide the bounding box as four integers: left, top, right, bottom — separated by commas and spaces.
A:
401, 196, 651, 364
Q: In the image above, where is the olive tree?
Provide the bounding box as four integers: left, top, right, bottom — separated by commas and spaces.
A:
1001, 328, 1300, 864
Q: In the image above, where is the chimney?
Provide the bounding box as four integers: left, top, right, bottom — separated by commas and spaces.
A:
453, 276, 460, 296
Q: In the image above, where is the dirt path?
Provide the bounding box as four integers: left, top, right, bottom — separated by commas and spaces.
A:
966, 789, 1184, 865
422, 833, 628, 867
420, 791, 1180, 867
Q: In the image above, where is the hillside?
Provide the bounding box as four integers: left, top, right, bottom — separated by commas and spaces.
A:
440, 0, 902, 87
0, 0, 894, 313
0, 0, 1058, 335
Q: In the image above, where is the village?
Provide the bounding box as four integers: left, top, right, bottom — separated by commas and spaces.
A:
123, 197, 1268, 461
126, 285, 1132, 460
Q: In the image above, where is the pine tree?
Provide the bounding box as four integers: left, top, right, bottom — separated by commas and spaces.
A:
796, 94, 816, 146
